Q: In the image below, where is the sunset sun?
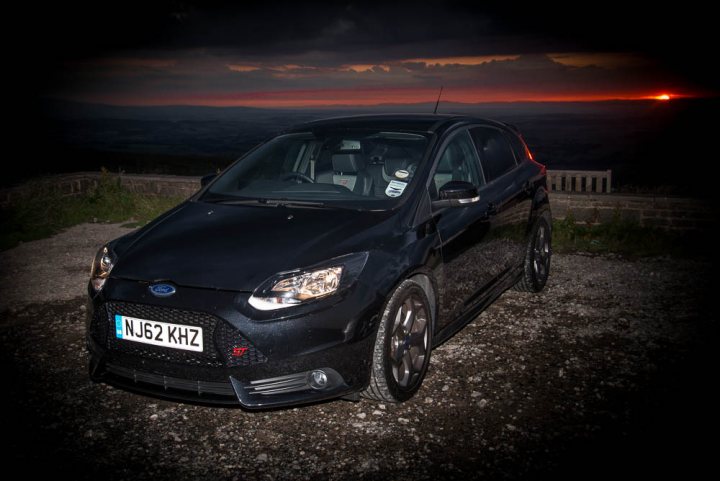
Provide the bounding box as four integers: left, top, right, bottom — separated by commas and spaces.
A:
655, 93, 671, 100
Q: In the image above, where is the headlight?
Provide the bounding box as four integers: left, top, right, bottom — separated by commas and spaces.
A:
90, 245, 116, 291
248, 252, 368, 311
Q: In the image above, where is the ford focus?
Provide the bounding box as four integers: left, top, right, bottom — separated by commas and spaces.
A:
86, 114, 552, 408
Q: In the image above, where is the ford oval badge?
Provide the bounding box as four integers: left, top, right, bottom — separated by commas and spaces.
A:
149, 283, 176, 297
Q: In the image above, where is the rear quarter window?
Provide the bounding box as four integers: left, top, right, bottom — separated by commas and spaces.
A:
507, 131, 530, 164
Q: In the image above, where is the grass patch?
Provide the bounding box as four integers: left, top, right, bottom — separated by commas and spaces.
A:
552, 214, 709, 258
0, 172, 185, 251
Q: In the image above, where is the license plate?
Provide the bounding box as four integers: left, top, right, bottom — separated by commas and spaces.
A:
114, 314, 203, 352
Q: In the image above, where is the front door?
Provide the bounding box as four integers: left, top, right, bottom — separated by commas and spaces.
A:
430, 128, 502, 330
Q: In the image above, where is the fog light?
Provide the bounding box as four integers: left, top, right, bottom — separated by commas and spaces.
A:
308, 370, 328, 390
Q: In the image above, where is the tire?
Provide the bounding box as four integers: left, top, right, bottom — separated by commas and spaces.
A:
361, 279, 433, 402
515, 211, 552, 293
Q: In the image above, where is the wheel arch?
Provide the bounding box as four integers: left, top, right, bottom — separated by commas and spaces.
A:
373, 258, 440, 334
530, 186, 552, 231
407, 271, 437, 330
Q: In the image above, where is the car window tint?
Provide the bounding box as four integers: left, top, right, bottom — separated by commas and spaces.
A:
431, 130, 483, 199
507, 131, 530, 163
470, 127, 517, 182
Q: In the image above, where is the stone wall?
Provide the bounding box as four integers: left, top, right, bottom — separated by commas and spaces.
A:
1, 172, 714, 231
550, 192, 713, 230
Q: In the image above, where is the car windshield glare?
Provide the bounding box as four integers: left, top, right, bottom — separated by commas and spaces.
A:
201, 130, 430, 209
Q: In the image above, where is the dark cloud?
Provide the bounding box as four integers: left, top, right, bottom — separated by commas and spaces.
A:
13, 0, 715, 104
29, 1, 713, 59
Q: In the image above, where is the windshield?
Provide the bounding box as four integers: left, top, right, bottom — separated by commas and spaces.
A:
200, 130, 431, 209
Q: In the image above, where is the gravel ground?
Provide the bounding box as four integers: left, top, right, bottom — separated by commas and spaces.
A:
1, 224, 717, 480
0, 223, 134, 310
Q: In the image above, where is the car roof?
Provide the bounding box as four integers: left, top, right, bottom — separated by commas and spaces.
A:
284, 114, 510, 136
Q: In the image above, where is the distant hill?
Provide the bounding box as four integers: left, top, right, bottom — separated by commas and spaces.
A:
42, 98, 658, 121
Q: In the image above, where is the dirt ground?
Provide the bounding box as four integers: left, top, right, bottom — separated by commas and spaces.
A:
1, 224, 717, 480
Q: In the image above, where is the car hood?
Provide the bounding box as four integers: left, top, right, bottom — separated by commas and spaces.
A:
111, 201, 397, 292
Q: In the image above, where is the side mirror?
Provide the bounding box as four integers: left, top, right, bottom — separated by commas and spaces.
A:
200, 173, 217, 187
432, 180, 480, 208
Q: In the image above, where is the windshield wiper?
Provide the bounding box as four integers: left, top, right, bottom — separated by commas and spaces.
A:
203, 197, 344, 209
261, 199, 330, 208
201, 196, 261, 205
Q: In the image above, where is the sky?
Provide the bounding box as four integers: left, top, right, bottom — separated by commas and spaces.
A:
20, 1, 717, 108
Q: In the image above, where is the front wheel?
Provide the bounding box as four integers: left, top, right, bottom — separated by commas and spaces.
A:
515, 211, 552, 293
362, 279, 433, 402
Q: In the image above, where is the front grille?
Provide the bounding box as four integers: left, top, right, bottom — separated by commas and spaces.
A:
99, 301, 266, 368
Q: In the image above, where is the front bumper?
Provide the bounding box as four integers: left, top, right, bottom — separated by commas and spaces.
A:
87, 277, 381, 408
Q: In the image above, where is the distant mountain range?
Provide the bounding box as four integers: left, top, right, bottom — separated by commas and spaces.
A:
41, 98, 660, 122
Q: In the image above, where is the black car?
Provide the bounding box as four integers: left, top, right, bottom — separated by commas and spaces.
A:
87, 114, 551, 408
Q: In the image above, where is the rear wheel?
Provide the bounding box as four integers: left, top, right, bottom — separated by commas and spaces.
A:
515, 211, 552, 293
362, 279, 433, 402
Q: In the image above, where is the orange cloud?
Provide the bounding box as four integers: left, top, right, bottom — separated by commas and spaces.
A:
227, 64, 261, 72
401, 55, 519, 66
341, 64, 391, 73
229, 64, 321, 75
269, 64, 315, 71
228, 56, 518, 75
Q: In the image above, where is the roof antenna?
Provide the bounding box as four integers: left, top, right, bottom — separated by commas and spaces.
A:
433, 86, 444, 114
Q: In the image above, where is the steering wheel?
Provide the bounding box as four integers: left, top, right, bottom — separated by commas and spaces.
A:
281, 172, 315, 183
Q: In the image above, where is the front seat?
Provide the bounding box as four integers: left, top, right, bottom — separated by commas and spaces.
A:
369, 157, 416, 197
382, 158, 416, 182
331, 153, 373, 196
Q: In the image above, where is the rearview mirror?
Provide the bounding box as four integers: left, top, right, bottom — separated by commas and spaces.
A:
200, 173, 217, 187
432, 181, 480, 208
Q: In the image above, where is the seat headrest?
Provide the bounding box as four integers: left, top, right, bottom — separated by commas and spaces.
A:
383, 158, 408, 177
332, 153, 364, 173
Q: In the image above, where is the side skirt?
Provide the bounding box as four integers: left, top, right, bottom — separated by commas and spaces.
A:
431, 267, 522, 348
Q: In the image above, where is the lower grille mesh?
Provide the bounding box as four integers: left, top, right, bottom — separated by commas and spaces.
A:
216, 320, 268, 367
105, 363, 237, 398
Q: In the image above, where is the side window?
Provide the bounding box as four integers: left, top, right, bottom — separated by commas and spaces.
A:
470, 127, 517, 182
431, 130, 484, 199
507, 131, 530, 164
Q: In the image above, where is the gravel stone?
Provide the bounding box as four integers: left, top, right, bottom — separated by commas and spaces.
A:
1, 223, 714, 480
0, 223, 134, 311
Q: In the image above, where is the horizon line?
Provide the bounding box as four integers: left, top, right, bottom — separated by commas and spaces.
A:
49, 95, 708, 110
